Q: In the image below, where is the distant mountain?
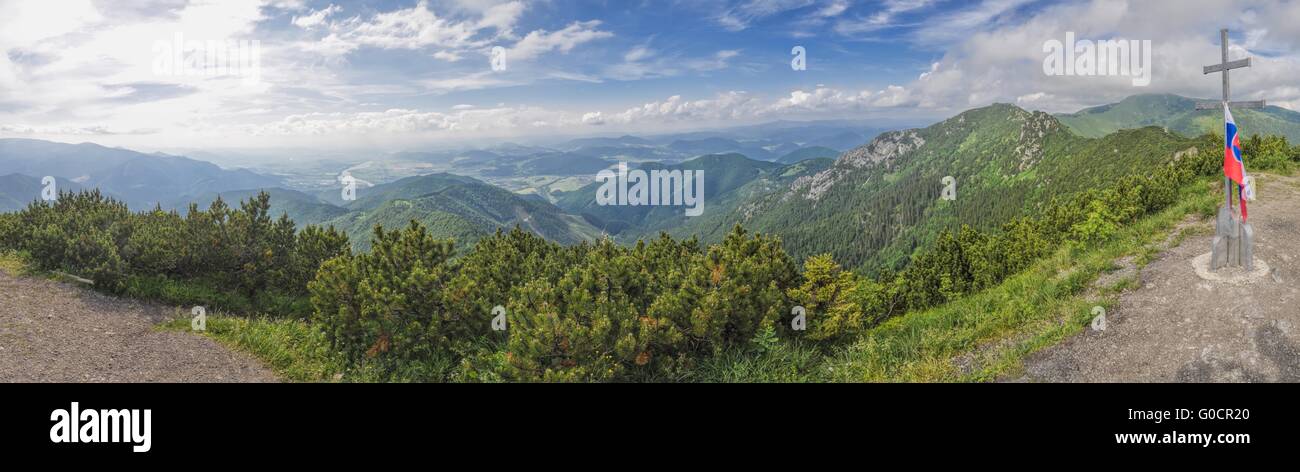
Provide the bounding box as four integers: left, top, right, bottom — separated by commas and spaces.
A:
0, 139, 282, 209
776, 146, 840, 164
553, 153, 788, 235
804, 130, 873, 151
570, 145, 675, 161
666, 103, 1198, 272
325, 173, 600, 250
0, 174, 84, 211
558, 135, 654, 150
517, 152, 611, 175
667, 137, 775, 161
186, 187, 349, 227
1056, 93, 1300, 142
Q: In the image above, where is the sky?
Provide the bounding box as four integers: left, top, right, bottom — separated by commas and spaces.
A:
1, 0, 1299, 151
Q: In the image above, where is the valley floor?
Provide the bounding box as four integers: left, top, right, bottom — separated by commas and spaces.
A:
0, 266, 277, 382
1016, 173, 1300, 382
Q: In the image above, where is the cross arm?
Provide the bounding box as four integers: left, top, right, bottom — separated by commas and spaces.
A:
1204, 58, 1251, 74
1195, 100, 1266, 110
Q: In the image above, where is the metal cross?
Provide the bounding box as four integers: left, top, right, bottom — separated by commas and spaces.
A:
1198, 29, 1265, 270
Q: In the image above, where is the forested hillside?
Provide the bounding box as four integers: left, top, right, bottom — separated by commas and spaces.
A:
320, 173, 601, 250
0, 174, 84, 212
0, 138, 282, 209
553, 153, 790, 235
189, 188, 349, 229
8, 124, 1288, 381
6, 96, 1299, 382
1057, 94, 1300, 142
669, 103, 1200, 273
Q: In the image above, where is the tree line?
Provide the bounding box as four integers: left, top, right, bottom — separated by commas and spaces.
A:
0, 132, 1295, 381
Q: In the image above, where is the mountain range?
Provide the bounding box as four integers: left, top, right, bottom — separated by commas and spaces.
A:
4, 94, 1297, 270
553, 103, 1200, 271
0, 138, 281, 209
1056, 93, 1300, 142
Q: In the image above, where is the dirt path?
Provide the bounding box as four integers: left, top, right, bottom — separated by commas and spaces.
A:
0, 270, 277, 382
1017, 174, 1300, 382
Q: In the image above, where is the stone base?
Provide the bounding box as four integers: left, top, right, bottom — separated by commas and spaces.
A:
1210, 204, 1254, 270
1193, 252, 1270, 284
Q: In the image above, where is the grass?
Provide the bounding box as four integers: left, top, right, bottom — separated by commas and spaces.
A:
0, 172, 1232, 383
122, 274, 312, 318
149, 175, 1223, 383
0, 250, 28, 276
158, 312, 344, 382
3, 249, 338, 382
691, 175, 1221, 383
833, 176, 1218, 382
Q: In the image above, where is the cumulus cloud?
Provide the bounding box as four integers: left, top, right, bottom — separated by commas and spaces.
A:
884, 0, 1300, 114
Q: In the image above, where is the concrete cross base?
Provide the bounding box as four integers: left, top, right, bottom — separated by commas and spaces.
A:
1193, 252, 1269, 284
1210, 204, 1254, 271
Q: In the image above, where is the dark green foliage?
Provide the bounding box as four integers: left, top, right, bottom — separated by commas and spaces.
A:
326, 173, 598, 251
5, 114, 1291, 382
0, 190, 348, 316
308, 134, 1208, 380
650, 104, 1203, 274
310, 224, 800, 381
776, 146, 840, 164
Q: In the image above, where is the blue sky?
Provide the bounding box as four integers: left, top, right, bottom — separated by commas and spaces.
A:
2, 0, 1299, 150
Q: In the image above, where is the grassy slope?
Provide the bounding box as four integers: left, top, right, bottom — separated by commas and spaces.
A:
1057, 94, 1300, 142
691, 175, 1221, 382
158, 315, 343, 382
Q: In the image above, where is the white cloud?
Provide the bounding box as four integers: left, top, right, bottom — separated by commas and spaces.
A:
433, 50, 465, 62
251, 105, 580, 136
505, 20, 613, 61
885, 0, 1300, 114
716, 0, 817, 31
581, 111, 606, 125
833, 0, 937, 36
911, 0, 1034, 46
477, 1, 526, 38
291, 4, 340, 29
340, 0, 487, 51
606, 48, 741, 81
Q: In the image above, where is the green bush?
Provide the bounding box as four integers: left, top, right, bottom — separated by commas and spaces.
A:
0, 128, 1247, 381
3, 190, 346, 315
309, 222, 457, 374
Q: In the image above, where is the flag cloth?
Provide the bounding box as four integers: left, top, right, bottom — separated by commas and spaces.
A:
1225, 106, 1248, 220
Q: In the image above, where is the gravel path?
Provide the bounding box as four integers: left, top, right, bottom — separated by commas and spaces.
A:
0, 270, 277, 382
1016, 174, 1300, 382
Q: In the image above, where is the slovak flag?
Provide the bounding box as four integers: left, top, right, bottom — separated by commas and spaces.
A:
1224, 106, 1248, 220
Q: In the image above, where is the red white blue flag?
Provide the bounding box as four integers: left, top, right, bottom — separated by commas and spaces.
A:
1225, 106, 1248, 220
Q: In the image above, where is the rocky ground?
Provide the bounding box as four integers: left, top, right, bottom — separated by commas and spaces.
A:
1017, 173, 1300, 382
0, 269, 277, 382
